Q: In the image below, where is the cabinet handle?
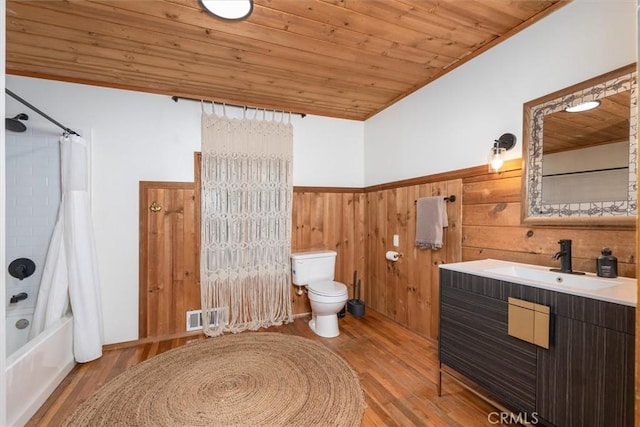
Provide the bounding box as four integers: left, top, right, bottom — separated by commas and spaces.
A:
149, 201, 162, 212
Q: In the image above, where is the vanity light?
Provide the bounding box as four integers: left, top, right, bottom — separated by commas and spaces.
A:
489, 133, 517, 173
564, 100, 601, 113
199, 0, 253, 21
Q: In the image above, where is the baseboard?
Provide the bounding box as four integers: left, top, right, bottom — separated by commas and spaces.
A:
105, 315, 312, 351
103, 330, 206, 351
293, 312, 311, 319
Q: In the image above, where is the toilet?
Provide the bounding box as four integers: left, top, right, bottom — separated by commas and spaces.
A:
291, 250, 348, 338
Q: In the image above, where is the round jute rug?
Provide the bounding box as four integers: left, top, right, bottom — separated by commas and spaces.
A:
64, 332, 364, 427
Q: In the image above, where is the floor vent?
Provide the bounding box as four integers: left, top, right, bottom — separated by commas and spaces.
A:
186, 308, 228, 332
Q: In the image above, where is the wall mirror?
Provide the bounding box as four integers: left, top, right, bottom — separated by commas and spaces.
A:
521, 64, 637, 226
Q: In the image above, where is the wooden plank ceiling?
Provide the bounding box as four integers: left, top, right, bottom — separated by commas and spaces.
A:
6, 0, 568, 120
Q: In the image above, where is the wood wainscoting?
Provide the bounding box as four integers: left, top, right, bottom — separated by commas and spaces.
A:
139, 155, 635, 342
291, 188, 366, 315
139, 154, 367, 337
461, 163, 636, 278
363, 158, 636, 342
365, 179, 463, 340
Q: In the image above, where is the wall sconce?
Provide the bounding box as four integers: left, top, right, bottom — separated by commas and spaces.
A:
200, 0, 253, 21
489, 133, 516, 173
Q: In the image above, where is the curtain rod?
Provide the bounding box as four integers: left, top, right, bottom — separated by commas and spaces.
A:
5, 89, 80, 136
171, 95, 306, 118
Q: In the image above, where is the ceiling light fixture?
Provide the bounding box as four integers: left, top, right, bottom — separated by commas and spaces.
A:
199, 0, 253, 21
489, 133, 517, 173
564, 100, 601, 113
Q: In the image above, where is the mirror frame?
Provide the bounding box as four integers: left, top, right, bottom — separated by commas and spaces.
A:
521, 63, 637, 227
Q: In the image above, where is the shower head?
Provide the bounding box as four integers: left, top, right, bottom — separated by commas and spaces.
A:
6, 113, 29, 133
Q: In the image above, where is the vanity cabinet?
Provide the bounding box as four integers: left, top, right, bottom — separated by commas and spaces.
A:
439, 269, 635, 427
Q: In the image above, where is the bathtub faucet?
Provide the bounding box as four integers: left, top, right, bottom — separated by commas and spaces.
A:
10, 292, 28, 304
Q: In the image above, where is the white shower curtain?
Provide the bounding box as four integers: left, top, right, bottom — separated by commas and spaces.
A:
30, 134, 104, 363
200, 107, 293, 336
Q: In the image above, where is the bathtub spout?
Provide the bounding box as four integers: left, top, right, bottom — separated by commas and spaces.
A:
10, 292, 28, 304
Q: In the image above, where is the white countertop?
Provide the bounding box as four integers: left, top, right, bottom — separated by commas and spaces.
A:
440, 259, 637, 307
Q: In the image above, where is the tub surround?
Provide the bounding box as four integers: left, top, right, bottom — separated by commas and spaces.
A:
440, 259, 636, 307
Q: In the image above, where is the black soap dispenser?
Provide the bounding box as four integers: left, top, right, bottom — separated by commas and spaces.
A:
596, 247, 618, 278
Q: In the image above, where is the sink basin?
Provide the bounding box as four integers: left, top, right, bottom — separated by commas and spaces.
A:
485, 266, 619, 290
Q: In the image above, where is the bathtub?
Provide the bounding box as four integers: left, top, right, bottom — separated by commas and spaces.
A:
6, 306, 34, 358
5, 313, 75, 427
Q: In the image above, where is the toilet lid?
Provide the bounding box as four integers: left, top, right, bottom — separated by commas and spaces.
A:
308, 280, 348, 297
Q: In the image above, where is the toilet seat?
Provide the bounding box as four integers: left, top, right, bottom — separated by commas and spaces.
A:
308, 280, 348, 297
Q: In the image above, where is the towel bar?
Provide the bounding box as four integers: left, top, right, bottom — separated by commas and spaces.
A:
414, 195, 456, 204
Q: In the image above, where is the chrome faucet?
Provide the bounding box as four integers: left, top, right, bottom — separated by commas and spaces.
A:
552, 239, 573, 273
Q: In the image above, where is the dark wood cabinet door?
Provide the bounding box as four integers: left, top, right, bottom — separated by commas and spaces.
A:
537, 315, 634, 427
440, 285, 537, 412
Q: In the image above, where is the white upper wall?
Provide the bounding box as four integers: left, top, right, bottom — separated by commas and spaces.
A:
5, 77, 363, 344
293, 115, 364, 187
363, 0, 637, 186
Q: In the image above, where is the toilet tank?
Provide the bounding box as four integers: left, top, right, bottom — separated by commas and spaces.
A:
291, 250, 337, 285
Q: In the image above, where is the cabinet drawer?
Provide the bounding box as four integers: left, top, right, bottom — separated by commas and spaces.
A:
440, 269, 635, 334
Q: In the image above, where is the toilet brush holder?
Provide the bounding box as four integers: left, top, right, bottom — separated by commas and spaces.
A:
347, 299, 365, 318
347, 278, 365, 318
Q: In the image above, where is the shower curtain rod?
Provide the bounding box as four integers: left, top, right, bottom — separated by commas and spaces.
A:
171, 95, 306, 118
5, 89, 80, 136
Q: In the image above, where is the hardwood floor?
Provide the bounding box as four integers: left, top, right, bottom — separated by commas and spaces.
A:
27, 309, 497, 426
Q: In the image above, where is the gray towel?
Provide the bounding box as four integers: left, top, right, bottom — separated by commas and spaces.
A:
415, 196, 448, 249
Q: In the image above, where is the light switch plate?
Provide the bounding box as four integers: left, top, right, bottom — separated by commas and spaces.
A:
393, 234, 399, 247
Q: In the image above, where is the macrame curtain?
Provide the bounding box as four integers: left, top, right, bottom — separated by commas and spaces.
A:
200, 106, 293, 337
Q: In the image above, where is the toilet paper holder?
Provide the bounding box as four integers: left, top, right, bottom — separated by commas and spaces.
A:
385, 251, 403, 261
